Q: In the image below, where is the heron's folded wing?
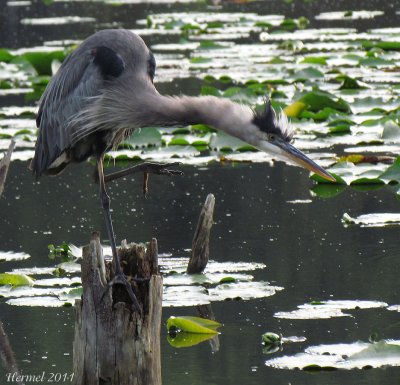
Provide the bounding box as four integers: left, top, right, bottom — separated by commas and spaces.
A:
32, 48, 104, 176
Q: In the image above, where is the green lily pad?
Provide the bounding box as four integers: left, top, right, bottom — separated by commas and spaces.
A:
19, 51, 67, 76
0, 49, 14, 62
337, 75, 368, 90
377, 158, 400, 184
300, 56, 328, 65
293, 67, 324, 82
311, 184, 347, 198
0, 273, 34, 287
167, 316, 221, 334
298, 91, 351, 113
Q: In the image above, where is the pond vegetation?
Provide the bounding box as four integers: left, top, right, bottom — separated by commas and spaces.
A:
0, 0, 399, 384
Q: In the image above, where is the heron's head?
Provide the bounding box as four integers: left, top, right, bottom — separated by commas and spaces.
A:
251, 99, 335, 182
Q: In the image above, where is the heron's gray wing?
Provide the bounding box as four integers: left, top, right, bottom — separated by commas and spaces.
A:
32, 45, 125, 176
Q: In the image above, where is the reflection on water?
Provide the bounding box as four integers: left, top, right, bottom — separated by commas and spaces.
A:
1, 0, 400, 384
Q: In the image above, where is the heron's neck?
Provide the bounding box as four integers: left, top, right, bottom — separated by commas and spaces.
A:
142, 94, 255, 142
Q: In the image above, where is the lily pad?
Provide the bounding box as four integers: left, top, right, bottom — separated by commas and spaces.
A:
265, 340, 400, 370
0, 273, 34, 287
342, 213, 400, 227
298, 91, 351, 113
210, 132, 255, 152
6, 296, 72, 307
0, 251, 31, 262
167, 316, 221, 334
274, 300, 387, 319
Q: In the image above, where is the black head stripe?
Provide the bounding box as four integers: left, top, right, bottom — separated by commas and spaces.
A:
92, 46, 125, 79
252, 99, 293, 142
148, 51, 156, 83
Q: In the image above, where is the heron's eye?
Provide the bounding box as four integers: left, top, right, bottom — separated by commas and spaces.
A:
267, 134, 275, 141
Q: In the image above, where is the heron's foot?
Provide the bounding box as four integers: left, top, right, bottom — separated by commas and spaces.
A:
143, 162, 183, 198
101, 272, 142, 315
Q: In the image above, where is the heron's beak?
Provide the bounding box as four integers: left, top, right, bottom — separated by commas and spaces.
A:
257, 137, 336, 182
275, 141, 335, 182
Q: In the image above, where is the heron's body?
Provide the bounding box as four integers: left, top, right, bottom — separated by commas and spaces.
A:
31, 29, 334, 312
32, 30, 147, 175
32, 29, 263, 177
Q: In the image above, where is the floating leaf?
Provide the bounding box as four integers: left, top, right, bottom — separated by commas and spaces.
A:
274, 300, 387, 319
210, 132, 255, 152
20, 51, 67, 76
293, 67, 324, 82
199, 41, 224, 50
0, 251, 31, 262
0, 49, 14, 62
265, 340, 400, 370
0, 273, 34, 287
298, 91, 351, 113
284, 101, 306, 118
311, 184, 347, 198
337, 75, 367, 90
219, 276, 236, 284
300, 56, 328, 65
378, 158, 400, 183
381, 121, 400, 142
342, 213, 400, 227
167, 316, 221, 334
6, 296, 70, 307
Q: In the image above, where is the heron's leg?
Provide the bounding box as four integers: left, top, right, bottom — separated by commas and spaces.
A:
96, 155, 141, 313
101, 161, 183, 198
103, 162, 183, 183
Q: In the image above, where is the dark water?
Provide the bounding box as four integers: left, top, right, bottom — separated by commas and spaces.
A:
1, 0, 400, 384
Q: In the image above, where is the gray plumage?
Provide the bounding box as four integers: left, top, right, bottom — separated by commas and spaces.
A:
31, 29, 304, 177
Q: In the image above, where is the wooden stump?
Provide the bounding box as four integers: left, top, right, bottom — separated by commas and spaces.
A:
187, 194, 215, 274
0, 139, 15, 199
73, 232, 162, 385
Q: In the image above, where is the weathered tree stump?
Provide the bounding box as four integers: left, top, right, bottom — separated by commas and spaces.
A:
187, 194, 215, 274
0, 139, 15, 198
73, 232, 162, 385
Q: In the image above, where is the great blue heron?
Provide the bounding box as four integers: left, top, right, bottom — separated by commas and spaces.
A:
30, 29, 334, 312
